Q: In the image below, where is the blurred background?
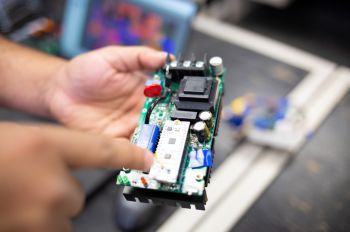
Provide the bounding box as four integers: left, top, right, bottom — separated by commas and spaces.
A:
1, 0, 349, 64
1, 0, 350, 231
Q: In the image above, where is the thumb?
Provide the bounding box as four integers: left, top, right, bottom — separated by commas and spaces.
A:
40, 126, 154, 171
99, 46, 168, 72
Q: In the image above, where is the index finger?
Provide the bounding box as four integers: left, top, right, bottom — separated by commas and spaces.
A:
41, 126, 154, 171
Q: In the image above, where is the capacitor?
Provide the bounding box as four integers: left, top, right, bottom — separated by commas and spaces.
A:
193, 121, 210, 143
199, 111, 213, 128
209, 56, 224, 76
144, 83, 162, 98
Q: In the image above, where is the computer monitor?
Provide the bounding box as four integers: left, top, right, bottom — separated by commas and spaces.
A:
60, 0, 197, 57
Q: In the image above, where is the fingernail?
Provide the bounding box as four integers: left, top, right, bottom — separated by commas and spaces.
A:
143, 151, 154, 171
161, 52, 175, 60
169, 53, 176, 61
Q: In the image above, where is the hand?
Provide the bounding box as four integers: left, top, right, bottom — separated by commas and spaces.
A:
0, 123, 153, 232
47, 46, 167, 138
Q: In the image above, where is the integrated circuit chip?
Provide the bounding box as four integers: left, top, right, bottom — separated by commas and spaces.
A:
149, 120, 190, 184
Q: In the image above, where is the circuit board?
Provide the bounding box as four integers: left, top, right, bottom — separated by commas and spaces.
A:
116, 55, 225, 210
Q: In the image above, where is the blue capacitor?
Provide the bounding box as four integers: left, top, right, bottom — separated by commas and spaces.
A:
189, 149, 213, 169
136, 124, 160, 153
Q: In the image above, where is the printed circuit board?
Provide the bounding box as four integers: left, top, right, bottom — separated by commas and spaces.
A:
117, 55, 225, 210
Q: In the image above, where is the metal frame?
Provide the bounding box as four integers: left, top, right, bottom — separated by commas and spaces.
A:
158, 16, 349, 232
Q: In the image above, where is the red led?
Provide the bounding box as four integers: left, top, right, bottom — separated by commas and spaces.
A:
144, 84, 162, 98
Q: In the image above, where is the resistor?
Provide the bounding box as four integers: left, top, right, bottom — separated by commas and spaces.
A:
140, 176, 148, 188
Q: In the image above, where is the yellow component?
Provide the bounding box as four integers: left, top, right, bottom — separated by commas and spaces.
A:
230, 97, 246, 115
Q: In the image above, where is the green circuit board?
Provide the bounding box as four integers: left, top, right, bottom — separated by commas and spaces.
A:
116, 56, 225, 206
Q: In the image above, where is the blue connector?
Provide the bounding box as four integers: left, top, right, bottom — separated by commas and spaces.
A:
189, 149, 213, 169
136, 124, 160, 153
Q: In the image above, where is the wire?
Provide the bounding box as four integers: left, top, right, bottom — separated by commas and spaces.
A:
144, 89, 169, 124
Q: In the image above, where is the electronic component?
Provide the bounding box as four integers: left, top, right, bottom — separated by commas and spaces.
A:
140, 176, 148, 187
144, 83, 162, 98
165, 55, 208, 82
189, 149, 213, 169
170, 110, 198, 123
199, 111, 213, 128
183, 168, 207, 195
149, 120, 190, 184
179, 76, 212, 101
209, 56, 224, 76
145, 79, 161, 86
136, 124, 160, 152
117, 55, 225, 210
144, 90, 168, 124
174, 76, 218, 112
117, 174, 130, 185
0, 0, 43, 34
193, 121, 210, 143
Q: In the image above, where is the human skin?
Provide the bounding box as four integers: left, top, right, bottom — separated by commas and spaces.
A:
0, 37, 167, 231
0, 37, 167, 138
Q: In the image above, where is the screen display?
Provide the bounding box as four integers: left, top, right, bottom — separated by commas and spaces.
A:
83, 0, 177, 53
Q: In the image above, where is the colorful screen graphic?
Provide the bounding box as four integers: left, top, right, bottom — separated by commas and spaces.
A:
83, 0, 177, 53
